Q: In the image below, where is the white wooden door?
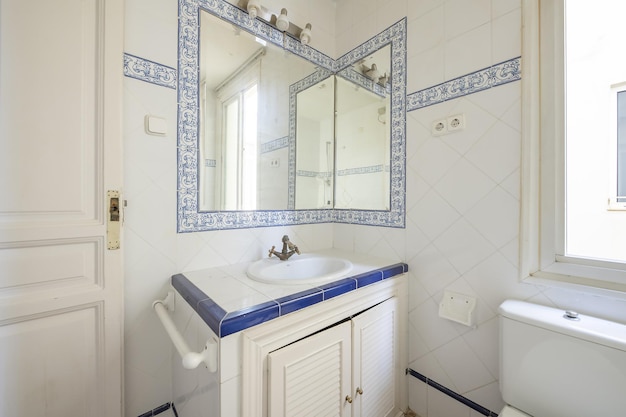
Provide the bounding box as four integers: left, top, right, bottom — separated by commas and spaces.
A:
268, 321, 352, 417
352, 298, 398, 417
0, 0, 124, 416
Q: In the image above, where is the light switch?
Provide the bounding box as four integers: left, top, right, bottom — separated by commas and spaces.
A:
145, 115, 167, 136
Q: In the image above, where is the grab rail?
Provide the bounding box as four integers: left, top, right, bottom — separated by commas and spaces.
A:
152, 291, 217, 372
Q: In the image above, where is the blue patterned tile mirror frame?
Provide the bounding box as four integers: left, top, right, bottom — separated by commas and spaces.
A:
177, 0, 407, 232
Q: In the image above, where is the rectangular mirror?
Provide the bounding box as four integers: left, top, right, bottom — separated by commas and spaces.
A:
177, 0, 406, 231
335, 44, 391, 210
199, 11, 322, 211
295, 75, 335, 209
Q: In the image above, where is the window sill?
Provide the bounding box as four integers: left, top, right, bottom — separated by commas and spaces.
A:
525, 257, 626, 298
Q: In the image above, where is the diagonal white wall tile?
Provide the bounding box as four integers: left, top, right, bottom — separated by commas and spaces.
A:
465, 186, 519, 249
409, 189, 460, 241
410, 245, 460, 297
464, 252, 540, 312
433, 336, 494, 394
434, 218, 495, 275
409, 137, 461, 187
435, 158, 496, 215
465, 122, 520, 186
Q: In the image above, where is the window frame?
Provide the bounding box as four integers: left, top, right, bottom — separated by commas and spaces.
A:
520, 0, 626, 295
610, 84, 626, 210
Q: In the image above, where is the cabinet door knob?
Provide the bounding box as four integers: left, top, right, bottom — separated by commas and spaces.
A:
356, 387, 363, 395
345, 395, 353, 404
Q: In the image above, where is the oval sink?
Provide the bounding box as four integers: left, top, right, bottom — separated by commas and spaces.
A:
247, 254, 353, 285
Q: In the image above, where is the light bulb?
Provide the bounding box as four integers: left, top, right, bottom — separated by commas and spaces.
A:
365, 63, 379, 81
276, 8, 289, 31
247, 0, 260, 19
300, 23, 312, 45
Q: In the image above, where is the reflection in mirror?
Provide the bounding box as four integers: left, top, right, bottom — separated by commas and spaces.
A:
334, 76, 390, 210
334, 44, 391, 210
295, 76, 335, 209
198, 10, 319, 211
177, 0, 406, 231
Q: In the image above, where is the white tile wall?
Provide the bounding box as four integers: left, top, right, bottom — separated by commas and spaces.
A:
123, 0, 337, 416
337, 1, 626, 416
123, 1, 626, 416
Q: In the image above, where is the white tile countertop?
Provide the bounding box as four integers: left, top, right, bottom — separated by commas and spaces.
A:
172, 249, 408, 337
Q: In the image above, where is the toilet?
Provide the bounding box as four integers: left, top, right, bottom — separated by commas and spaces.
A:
498, 300, 626, 417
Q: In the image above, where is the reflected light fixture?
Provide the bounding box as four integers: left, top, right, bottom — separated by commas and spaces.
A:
247, 0, 261, 18
300, 23, 312, 45
276, 8, 289, 31
365, 63, 379, 80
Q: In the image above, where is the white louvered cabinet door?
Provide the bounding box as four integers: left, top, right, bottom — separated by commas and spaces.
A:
267, 297, 399, 417
352, 298, 399, 417
268, 321, 353, 417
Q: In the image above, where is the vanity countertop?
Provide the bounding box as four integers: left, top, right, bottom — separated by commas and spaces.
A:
172, 249, 408, 337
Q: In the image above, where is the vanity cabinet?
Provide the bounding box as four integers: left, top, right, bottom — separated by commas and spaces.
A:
268, 298, 399, 417
171, 263, 407, 417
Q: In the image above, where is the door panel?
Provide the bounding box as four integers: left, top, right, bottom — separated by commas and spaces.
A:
0, 0, 124, 415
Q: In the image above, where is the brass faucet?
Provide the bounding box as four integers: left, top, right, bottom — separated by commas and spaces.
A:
268, 235, 301, 261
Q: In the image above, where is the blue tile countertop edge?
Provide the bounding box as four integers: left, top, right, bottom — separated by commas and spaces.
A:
172, 262, 408, 337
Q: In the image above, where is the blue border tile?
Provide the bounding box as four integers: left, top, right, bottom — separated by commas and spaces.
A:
319, 278, 357, 300
172, 273, 210, 307
172, 262, 408, 336
381, 263, 406, 279
406, 57, 521, 111
277, 288, 324, 315
123, 53, 177, 89
407, 368, 499, 417
221, 301, 280, 337
196, 298, 227, 336
354, 270, 383, 287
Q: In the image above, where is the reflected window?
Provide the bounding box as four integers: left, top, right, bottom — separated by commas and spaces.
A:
221, 84, 258, 210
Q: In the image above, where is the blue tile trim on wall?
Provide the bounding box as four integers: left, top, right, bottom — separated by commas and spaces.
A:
137, 402, 173, 417
172, 262, 408, 337
259, 136, 289, 154
122, 52, 520, 111
406, 57, 521, 111
123, 53, 177, 90
407, 368, 499, 417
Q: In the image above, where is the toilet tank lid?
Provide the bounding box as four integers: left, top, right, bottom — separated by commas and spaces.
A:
499, 300, 626, 352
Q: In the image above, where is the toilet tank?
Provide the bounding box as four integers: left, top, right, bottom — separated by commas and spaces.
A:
499, 300, 626, 417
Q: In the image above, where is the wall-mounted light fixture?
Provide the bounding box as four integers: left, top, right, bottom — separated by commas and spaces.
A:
364, 63, 379, 81
238, 0, 312, 45
246, 0, 261, 19
300, 23, 312, 45
276, 8, 289, 31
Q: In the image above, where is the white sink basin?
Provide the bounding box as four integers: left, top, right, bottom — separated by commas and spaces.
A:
247, 254, 353, 285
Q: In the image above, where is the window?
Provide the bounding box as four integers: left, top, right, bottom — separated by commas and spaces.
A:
221, 84, 258, 210
215, 59, 259, 211
521, 0, 626, 293
612, 86, 626, 207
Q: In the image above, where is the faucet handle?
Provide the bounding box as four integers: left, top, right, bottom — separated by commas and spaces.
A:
288, 241, 301, 254
268, 246, 276, 258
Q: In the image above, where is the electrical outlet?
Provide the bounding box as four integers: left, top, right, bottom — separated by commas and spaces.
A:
270, 158, 280, 168
431, 119, 447, 136
447, 114, 465, 132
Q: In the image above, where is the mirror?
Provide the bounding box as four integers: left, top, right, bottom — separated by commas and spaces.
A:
334, 45, 391, 210
199, 11, 324, 211
295, 75, 335, 209
177, 0, 406, 231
